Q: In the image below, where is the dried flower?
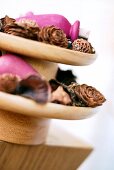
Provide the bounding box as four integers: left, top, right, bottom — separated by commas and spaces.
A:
0, 16, 40, 40
16, 18, 40, 37
68, 83, 106, 107
72, 38, 95, 54
0, 73, 20, 93
0, 15, 15, 32
39, 25, 68, 48
4, 22, 39, 40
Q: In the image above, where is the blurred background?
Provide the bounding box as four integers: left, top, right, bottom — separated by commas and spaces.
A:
1, 0, 114, 169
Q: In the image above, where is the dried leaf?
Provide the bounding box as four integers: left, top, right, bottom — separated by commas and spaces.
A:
49, 79, 60, 92
15, 75, 50, 103
56, 68, 77, 85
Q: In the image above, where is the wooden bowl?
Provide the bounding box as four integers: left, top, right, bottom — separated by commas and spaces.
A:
0, 32, 97, 66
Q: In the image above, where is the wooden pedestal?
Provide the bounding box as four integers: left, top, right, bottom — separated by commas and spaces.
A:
0, 122, 93, 170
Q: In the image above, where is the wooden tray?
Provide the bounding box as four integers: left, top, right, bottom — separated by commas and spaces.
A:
0, 32, 97, 66
0, 92, 98, 120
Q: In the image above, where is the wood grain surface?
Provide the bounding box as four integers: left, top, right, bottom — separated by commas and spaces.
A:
0, 92, 98, 120
0, 124, 93, 170
0, 32, 97, 66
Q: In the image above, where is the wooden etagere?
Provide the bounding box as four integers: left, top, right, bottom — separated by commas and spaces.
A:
0, 32, 97, 170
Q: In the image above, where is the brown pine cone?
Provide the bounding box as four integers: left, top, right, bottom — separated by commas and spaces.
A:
72, 38, 95, 54
4, 22, 39, 40
39, 25, 68, 48
0, 15, 15, 32
68, 83, 106, 107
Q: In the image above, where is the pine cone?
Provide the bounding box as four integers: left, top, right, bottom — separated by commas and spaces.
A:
4, 22, 39, 40
39, 25, 68, 48
72, 38, 95, 54
68, 83, 106, 107
0, 15, 15, 32
16, 18, 40, 35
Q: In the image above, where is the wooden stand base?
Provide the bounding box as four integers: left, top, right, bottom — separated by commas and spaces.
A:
0, 123, 93, 170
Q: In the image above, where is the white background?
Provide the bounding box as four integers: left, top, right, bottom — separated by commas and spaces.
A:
1, 0, 114, 170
